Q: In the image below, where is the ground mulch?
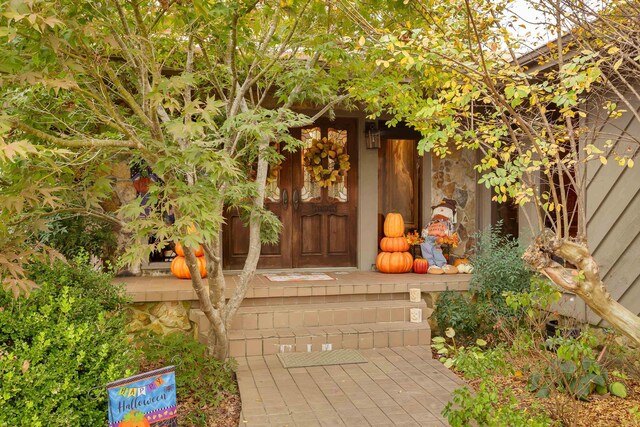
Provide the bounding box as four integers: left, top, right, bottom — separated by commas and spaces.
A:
177, 390, 241, 427
435, 346, 640, 426
138, 358, 241, 427
466, 374, 640, 426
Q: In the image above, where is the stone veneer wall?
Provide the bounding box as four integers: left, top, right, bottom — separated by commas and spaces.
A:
127, 301, 194, 337
431, 148, 477, 256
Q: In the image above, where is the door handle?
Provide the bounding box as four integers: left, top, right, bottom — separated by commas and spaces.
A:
282, 188, 288, 209
292, 188, 300, 210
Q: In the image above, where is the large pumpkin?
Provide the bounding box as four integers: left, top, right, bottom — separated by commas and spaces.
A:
376, 251, 413, 273
118, 410, 151, 427
413, 258, 429, 274
383, 213, 405, 237
171, 256, 207, 279
379, 236, 410, 252
174, 242, 204, 257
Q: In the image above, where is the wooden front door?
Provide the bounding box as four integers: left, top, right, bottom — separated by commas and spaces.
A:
378, 137, 422, 240
223, 118, 358, 269
223, 147, 294, 270
291, 119, 358, 268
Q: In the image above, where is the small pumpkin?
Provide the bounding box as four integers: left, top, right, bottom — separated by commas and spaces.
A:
174, 242, 204, 257
413, 258, 429, 274
457, 263, 474, 274
171, 255, 207, 279
383, 213, 405, 237
376, 251, 413, 273
453, 258, 470, 267
118, 410, 151, 427
380, 236, 410, 252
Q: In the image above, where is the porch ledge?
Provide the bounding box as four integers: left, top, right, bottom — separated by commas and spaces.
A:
117, 271, 471, 303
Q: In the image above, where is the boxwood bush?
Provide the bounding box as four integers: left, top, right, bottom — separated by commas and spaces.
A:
0, 257, 135, 426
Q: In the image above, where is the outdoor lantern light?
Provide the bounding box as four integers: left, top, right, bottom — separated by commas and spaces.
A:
365, 121, 381, 149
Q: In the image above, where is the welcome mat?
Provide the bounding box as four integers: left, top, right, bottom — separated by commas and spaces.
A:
277, 349, 367, 368
264, 273, 335, 282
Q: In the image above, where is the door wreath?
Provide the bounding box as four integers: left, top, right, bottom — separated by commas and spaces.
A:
303, 137, 350, 188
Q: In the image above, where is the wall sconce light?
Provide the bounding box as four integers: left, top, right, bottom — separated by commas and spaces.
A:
365, 121, 380, 149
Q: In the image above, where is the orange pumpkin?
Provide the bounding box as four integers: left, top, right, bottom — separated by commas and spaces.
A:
174, 242, 204, 257
118, 410, 151, 427
171, 255, 207, 279
413, 258, 429, 274
380, 236, 410, 252
376, 251, 413, 273
453, 258, 470, 267
383, 213, 405, 237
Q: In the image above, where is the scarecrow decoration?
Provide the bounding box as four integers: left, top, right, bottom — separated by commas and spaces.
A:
420, 198, 460, 274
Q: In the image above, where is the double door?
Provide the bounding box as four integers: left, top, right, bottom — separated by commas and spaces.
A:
223, 119, 358, 269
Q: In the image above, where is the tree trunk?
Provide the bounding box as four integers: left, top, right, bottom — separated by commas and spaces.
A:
184, 247, 228, 357
208, 325, 229, 360
524, 231, 640, 345
224, 139, 270, 321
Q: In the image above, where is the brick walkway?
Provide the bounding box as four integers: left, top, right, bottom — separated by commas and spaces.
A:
237, 346, 465, 426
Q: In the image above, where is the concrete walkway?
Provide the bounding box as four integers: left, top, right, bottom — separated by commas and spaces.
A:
236, 346, 465, 426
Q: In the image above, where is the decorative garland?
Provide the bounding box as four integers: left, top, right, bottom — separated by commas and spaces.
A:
303, 137, 351, 188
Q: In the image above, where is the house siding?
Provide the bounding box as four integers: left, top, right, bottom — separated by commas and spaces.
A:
584, 98, 640, 324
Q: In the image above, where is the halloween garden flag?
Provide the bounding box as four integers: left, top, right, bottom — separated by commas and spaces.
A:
106, 366, 177, 427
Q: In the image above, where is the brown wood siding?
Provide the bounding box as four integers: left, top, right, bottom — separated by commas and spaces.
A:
584, 100, 640, 324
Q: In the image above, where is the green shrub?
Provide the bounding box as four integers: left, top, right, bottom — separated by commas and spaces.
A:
432, 290, 482, 338
527, 331, 630, 401
432, 328, 511, 379
40, 216, 119, 266
433, 223, 532, 340
443, 380, 556, 426
135, 332, 237, 426
0, 258, 135, 427
470, 223, 532, 317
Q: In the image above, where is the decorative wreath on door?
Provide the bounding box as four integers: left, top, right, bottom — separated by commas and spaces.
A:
303, 137, 351, 188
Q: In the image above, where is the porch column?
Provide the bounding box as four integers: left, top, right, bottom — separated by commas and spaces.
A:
358, 115, 378, 270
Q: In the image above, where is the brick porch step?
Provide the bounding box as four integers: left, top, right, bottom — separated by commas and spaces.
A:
229, 322, 430, 357
225, 299, 431, 331
189, 306, 431, 358
228, 322, 430, 357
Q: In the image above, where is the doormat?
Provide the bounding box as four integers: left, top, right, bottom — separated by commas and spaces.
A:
264, 273, 335, 282
277, 349, 367, 368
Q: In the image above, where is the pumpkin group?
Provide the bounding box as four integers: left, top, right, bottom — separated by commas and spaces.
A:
413, 258, 429, 274
377, 213, 413, 273
453, 258, 470, 267
171, 253, 207, 279
453, 257, 473, 274
383, 213, 405, 238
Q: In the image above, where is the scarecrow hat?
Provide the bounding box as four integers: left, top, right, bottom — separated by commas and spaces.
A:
431, 198, 457, 223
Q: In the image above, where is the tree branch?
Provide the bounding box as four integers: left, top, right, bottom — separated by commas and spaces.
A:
12, 121, 140, 149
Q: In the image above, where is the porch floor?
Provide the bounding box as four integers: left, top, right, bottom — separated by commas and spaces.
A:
237, 346, 464, 426
118, 271, 471, 303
